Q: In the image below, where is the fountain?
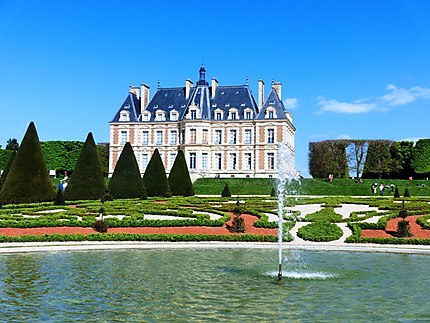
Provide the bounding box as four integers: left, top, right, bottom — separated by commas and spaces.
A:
276, 143, 300, 280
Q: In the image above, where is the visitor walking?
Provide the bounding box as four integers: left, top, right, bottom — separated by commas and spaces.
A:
379, 183, 384, 196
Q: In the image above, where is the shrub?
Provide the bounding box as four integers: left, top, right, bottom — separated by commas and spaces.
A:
53, 188, 65, 206
93, 219, 108, 233
227, 216, 246, 233
396, 220, 412, 237
270, 187, 276, 197
101, 189, 113, 203
0, 122, 55, 204
221, 184, 231, 197
394, 186, 400, 198
404, 187, 411, 198
399, 209, 408, 219
0, 151, 15, 192
297, 222, 343, 242
168, 150, 195, 196
142, 149, 169, 197
304, 207, 342, 222
108, 142, 146, 199
63, 132, 106, 201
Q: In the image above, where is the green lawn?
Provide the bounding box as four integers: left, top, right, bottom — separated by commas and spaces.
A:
193, 177, 430, 196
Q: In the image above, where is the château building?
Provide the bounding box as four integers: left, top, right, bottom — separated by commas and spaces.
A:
109, 66, 295, 180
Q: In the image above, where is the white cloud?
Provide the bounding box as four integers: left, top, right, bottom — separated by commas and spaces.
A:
380, 84, 430, 106
283, 98, 298, 110
336, 134, 351, 140
316, 96, 376, 114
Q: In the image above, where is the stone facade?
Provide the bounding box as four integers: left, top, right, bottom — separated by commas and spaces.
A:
109, 66, 295, 181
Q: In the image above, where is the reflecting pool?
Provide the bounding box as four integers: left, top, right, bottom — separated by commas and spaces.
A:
0, 248, 429, 321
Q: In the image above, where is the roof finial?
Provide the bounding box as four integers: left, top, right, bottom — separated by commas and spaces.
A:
157, 80, 160, 88
271, 79, 275, 85
246, 76, 249, 85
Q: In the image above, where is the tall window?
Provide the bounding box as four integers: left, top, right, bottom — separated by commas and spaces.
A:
244, 129, 252, 144
190, 129, 197, 144
202, 129, 208, 144
229, 153, 237, 170
191, 110, 197, 120
202, 153, 208, 170
181, 129, 185, 144
216, 112, 222, 120
245, 111, 251, 119
169, 153, 177, 169
244, 153, 252, 170
215, 153, 222, 170
268, 152, 275, 170
156, 130, 163, 145
215, 130, 222, 144
229, 129, 237, 144
268, 111, 274, 119
120, 131, 127, 145
143, 113, 150, 121
141, 153, 149, 170
189, 153, 196, 169
230, 112, 237, 120
170, 130, 177, 145
142, 131, 149, 145
267, 129, 275, 144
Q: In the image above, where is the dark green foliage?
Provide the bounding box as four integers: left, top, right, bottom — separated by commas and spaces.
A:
396, 220, 412, 237
41, 141, 84, 172
362, 140, 393, 178
304, 207, 342, 222
96, 143, 109, 177
0, 151, 15, 192
94, 219, 108, 233
394, 186, 400, 198
5, 138, 19, 151
101, 189, 114, 203
399, 209, 408, 219
221, 184, 231, 197
168, 150, 195, 196
63, 132, 106, 201
164, 182, 172, 198
53, 188, 65, 206
108, 142, 146, 199
227, 216, 246, 233
270, 187, 276, 196
404, 187, 411, 197
142, 149, 169, 197
0, 149, 14, 170
309, 140, 348, 178
0, 122, 55, 204
411, 139, 430, 175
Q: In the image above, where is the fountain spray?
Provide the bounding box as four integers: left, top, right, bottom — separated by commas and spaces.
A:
276, 143, 300, 281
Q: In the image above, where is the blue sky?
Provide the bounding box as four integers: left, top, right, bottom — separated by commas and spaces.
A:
1, 0, 429, 177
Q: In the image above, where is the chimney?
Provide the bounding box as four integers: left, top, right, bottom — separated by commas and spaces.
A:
258, 80, 265, 109
211, 78, 218, 98
129, 86, 139, 98
272, 82, 282, 100
141, 83, 150, 113
185, 79, 193, 99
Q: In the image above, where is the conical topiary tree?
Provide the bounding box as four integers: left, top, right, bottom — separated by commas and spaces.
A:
394, 186, 400, 198
221, 183, 231, 197
404, 187, 411, 198
0, 122, 55, 204
108, 142, 147, 199
63, 132, 106, 201
143, 149, 169, 197
168, 150, 194, 196
0, 151, 16, 192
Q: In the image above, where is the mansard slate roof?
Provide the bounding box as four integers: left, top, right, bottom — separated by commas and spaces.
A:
110, 67, 288, 122
110, 92, 140, 122
256, 88, 289, 120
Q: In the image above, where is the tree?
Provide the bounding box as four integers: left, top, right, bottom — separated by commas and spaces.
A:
0, 151, 15, 192
108, 142, 146, 199
63, 133, 106, 201
0, 122, 55, 204
97, 143, 109, 177
221, 184, 231, 197
393, 141, 414, 179
411, 139, 430, 177
142, 149, 169, 197
362, 140, 393, 179
309, 140, 348, 178
346, 140, 368, 178
5, 138, 19, 152
168, 150, 195, 196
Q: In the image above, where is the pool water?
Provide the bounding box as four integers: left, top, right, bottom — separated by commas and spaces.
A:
0, 248, 429, 321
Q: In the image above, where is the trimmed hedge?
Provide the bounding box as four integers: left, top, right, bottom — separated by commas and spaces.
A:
143, 149, 169, 197
297, 222, 343, 242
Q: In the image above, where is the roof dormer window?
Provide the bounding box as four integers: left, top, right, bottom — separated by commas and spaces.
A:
142, 112, 151, 121
269, 100, 275, 105
119, 111, 130, 122
155, 110, 166, 121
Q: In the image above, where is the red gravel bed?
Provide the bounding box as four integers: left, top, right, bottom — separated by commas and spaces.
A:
0, 213, 277, 237
361, 215, 430, 239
